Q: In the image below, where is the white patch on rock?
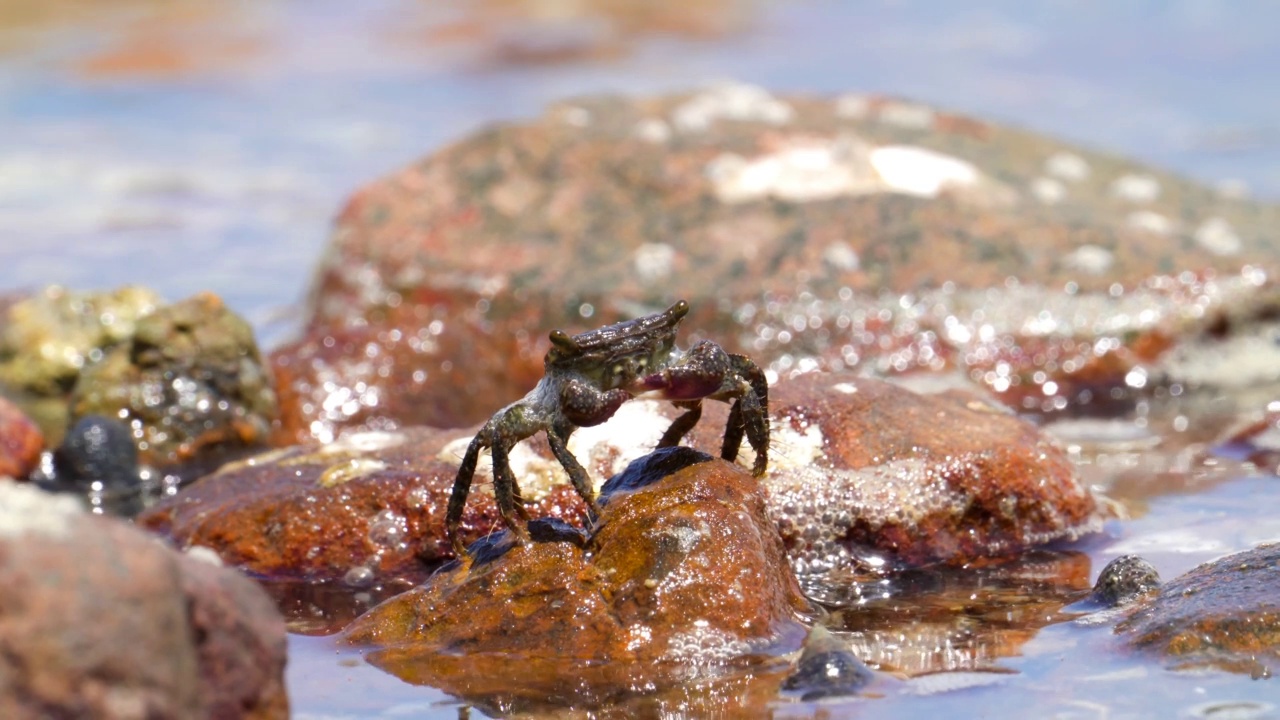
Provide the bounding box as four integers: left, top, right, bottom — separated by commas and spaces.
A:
822, 242, 860, 271
738, 420, 825, 474
706, 135, 877, 204
869, 145, 980, 198
633, 118, 672, 144
1030, 176, 1067, 204
562, 106, 592, 128
1194, 217, 1242, 256
438, 399, 674, 497
1214, 178, 1251, 200
633, 243, 677, 283
835, 93, 871, 119
1126, 210, 1176, 235
0, 481, 83, 539
876, 101, 934, 129
1062, 244, 1114, 276
1110, 173, 1161, 203
1044, 152, 1091, 182
672, 82, 794, 133
831, 382, 859, 394
326, 430, 406, 454
185, 545, 226, 567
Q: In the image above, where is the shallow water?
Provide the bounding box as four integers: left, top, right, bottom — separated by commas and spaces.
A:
3, 2, 1280, 718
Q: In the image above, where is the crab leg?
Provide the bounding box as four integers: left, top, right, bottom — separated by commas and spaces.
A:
657, 401, 702, 448
730, 353, 770, 476
546, 426, 600, 520
446, 430, 489, 557
490, 437, 531, 544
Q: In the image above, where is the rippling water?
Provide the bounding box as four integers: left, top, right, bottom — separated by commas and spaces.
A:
2, 2, 1279, 718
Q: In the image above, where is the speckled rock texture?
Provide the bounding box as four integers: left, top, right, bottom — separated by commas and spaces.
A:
343, 450, 811, 711
1116, 542, 1280, 677
296, 84, 1280, 447
0, 482, 288, 720
0, 396, 43, 479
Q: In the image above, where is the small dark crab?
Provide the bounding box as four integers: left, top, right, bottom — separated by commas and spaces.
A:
446, 300, 769, 556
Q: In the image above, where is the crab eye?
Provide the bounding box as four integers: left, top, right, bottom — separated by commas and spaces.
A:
549, 329, 578, 351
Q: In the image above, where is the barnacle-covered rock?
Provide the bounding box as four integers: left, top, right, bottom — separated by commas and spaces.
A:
1116, 542, 1280, 677
70, 292, 277, 469
343, 450, 811, 710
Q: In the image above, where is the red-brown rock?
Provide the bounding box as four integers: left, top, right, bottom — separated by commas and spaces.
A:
0, 396, 43, 479
343, 451, 811, 710
269, 296, 545, 442
733, 373, 1101, 571
306, 87, 1280, 418
138, 426, 591, 578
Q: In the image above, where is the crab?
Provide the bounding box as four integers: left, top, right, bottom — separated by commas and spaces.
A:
446, 299, 769, 556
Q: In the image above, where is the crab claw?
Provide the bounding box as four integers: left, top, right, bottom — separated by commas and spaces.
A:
636, 340, 733, 400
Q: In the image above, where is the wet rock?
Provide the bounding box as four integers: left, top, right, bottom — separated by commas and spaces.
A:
702, 373, 1101, 571
0, 395, 43, 479
343, 454, 811, 710
269, 297, 544, 441
70, 291, 277, 469
1088, 554, 1161, 608
782, 625, 875, 701
0, 482, 288, 719
150, 372, 1098, 580
52, 414, 142, 489
0, 285, 162, 443
1116, 542, 1280, 677
308, 86, 1280, 419
138, 426, 591, 578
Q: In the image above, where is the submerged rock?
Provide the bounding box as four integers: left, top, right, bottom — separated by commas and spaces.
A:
343, 452, 811, 710
782, 625, 875, 701
306, 85, 1280, 434
0, 482, 288, 719
1116, 542, 1280, 677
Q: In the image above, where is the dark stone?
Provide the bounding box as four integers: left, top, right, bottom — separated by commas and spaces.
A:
599, 446, 714, 503
782, 626, 875, 701
53, 414, 140, 489
1088, 555, 1161, 608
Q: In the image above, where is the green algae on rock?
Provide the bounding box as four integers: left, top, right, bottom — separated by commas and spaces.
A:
69, 291, 278, 469
0, 285, 162, 443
